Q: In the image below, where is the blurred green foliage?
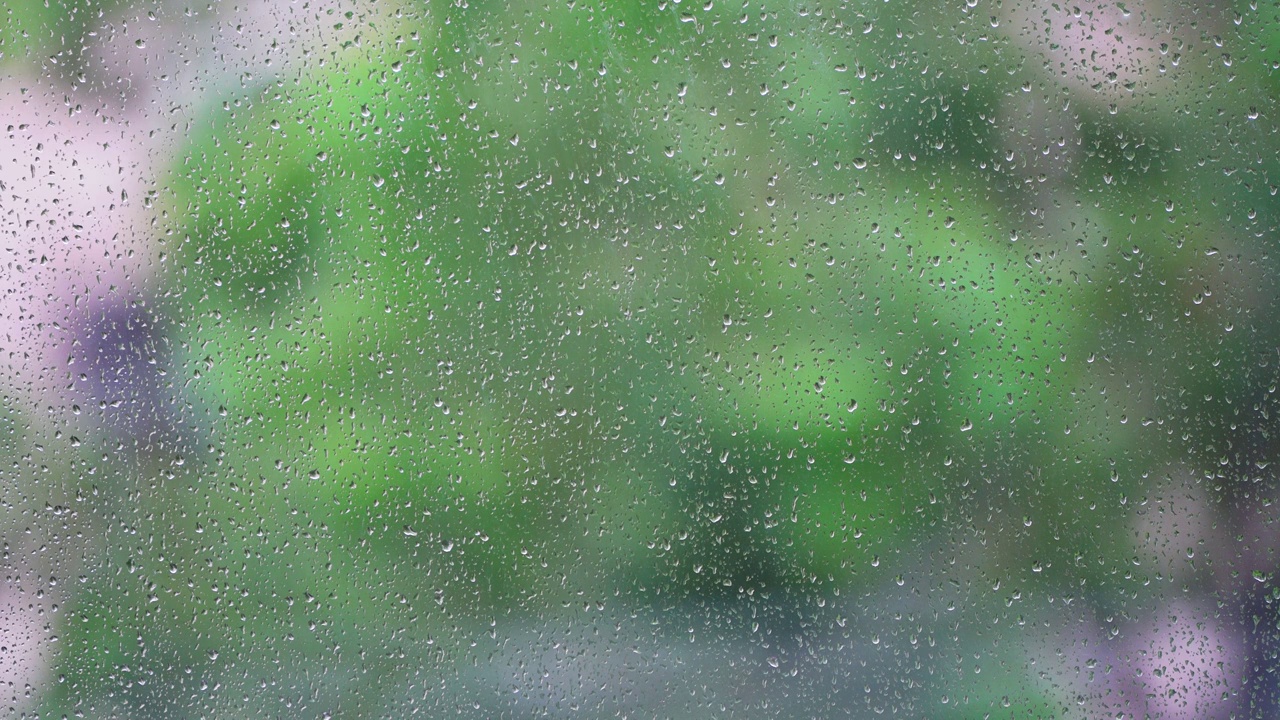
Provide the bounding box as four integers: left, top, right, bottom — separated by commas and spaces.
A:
13, 0, 1279, 716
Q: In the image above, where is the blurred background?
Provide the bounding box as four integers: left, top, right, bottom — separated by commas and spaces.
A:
2, 0, 1278, 717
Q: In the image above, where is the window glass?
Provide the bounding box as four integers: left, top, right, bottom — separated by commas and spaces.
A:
2, 1, 1277, 717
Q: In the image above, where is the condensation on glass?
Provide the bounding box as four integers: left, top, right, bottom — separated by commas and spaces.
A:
1, 1, 1276, 717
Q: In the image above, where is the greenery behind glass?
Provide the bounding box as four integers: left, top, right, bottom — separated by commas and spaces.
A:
2, 0, 1277, 717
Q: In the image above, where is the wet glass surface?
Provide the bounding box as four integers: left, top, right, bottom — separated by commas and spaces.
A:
2, 1, 1278, 717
